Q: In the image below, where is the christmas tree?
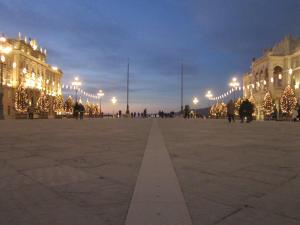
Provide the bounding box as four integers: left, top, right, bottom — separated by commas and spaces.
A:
210, 104, 217, 117
214, 102, 227, 118
263, 91, 274, 115
53, 95, 64, 113
37, 92, 50, 113
64, 96, 74, 113
234, 97, 243, 115
15, 85, 29, 113
280, 85, 297, 114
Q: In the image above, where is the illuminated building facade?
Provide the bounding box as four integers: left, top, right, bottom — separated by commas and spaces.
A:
1, 33, 62, 119
243, 35, 300, 119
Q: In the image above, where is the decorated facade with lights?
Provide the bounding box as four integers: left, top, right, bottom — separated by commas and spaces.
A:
1, 33, 63, 118
243, 35, 300, 119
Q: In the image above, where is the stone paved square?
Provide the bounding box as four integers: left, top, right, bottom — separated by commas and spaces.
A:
1, 118, 300, 225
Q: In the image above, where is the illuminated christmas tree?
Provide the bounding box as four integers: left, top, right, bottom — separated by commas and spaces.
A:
53, 95, 64, 114
263, 91, 274, 115
210, 104, 217, 117
248, 94, 256, 116
37, 92, 50, 112
280, 85, 297, 114
214, 102, 227, 118
64, 96, 74, 113
92, 104, 99, 115
234, 97, 243, 115
15, 85, 29, 113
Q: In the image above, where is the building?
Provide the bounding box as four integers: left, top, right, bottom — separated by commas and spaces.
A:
243, 35, 300, 119
0, 34, 63, 119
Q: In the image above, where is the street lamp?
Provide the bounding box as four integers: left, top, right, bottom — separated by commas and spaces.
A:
0, 36, 12, 119
71, 76, 82, 103
192, 97, 199, 118
205, 90, 213, 107
193, 97, 199, 105
97, 90, 104, 115
111, 96, 117, 118
229, 77, 240, 100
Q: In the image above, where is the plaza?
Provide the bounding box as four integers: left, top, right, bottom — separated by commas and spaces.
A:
1, 118, 300, 225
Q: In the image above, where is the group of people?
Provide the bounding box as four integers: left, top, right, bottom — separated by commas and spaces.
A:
226, 99, 254, 123
73, 102, 85, 120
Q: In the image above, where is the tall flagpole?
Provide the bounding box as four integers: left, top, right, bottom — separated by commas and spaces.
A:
181, 63, 183, 114
126, 58, 130, 115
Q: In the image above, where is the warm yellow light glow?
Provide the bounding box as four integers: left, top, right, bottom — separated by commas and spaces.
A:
0, 55, 5, 63
229, 77, 240, 88
278, 74, 282, 80
270, 77, 274, 83
193, 97, 199, 105
12, 62, 17, 69
289, 68, 293, 75
97, 90, 104, 97
0, 36, 6, 42
22, 68, 27, 74
205, 90, 213, 99
52, 66, 58, 71
2, 46, 12, 54
72, 77, 82, 87
111, 97, 117, 105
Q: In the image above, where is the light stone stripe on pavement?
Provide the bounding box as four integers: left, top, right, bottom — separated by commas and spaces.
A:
125, 120, 193, 225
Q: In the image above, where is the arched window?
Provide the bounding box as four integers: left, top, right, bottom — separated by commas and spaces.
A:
273, 66, 283, 87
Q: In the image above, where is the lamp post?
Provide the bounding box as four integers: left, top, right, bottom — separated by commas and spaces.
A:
97, 90, 104, 115
71, 77, 82, 103
111, 96, 117, 118
0, 36, 12, 119
229, 77, 240, 100
205, 90, 213, 108
192, 97, 199, 118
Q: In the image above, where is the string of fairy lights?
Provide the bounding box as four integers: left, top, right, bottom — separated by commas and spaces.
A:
61, 77, 107, 105
204, 77, 243, 102
61, 83, 98, 100
210, 86, 243, 101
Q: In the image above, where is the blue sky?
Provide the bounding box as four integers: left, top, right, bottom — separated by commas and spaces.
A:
1, 0, 300, 112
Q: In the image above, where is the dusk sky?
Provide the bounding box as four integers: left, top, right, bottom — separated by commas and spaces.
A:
1, 0, 300, 112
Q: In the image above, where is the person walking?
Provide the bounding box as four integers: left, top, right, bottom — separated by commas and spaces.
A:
73, 102, 80, 120
27, 105, 34, 119
226, 99, 235, 123
239, 99, 254, 123
79, 103, 85, 120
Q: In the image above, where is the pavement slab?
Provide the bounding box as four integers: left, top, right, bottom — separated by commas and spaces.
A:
125, 120, 193, 225
159, 119, 300, 225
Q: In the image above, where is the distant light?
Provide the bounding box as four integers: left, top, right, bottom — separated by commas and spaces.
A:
52, 66, 58, 71
193, 97, 199, 105
111, 97, 117, 104
289, 68, 293, 75
0, 36, 6, 42
0, 55, 5, 63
